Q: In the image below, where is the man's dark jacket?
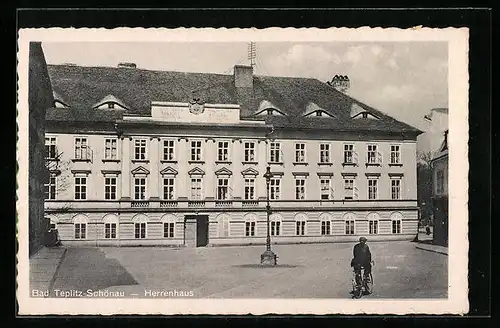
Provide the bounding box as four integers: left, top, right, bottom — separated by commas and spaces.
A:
351, 243, 372, 266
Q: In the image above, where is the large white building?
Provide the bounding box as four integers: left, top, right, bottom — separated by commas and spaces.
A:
44, 64, 422, 247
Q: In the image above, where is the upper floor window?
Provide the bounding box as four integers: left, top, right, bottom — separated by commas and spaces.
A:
319, 144, 331, 163
244, 178, 255, 200
269, 142, 281, 163
244, 141, 256, 162
134, 177, 147, 200
344, 178, 358, 200
74, 175, 87, 200
163, 140, 175, 161
134, 139, 147, 160
217, 177, 230, 200
104, 138, 117, 160
391, 178, 402, 200
295, 178, 306, 200
44, 175, 56, 200
74, 137, 89, 160
390, 145, 401, 165
217, 141, 230, 162
45, 137, 57, 159
104, 176, 117, 200
368, 179, 378, 200
190, 178, 202, 200
163, 177, 175, 200
343, 144, 354, 164
367, 144, 377, 164
191, 140, 203, 161
320, 178, 332, 200
295, 143, 306, 163
270, 177, 281, 200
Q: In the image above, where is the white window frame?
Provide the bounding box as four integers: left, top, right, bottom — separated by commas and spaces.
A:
343, 144, 354, 164
163, 139, 175, 161
392, 219, 402, 234
390, 144, 401, 165
104, 138, 118, 160
270, 177, 281, 200
163, 220, 175, 238
368, 178, 378, 200
367, 144, 378, 164
295, 177, 306, 200
133, 176, 147, 200
104, 175, 118, 200
321, 220, 331, 235
295, 143, 306, 163
104, 216, 119, 239
295, 217, 307, 236
345, 220, 355, 235
369, 220, 379, 235
45, 175, 57, 200
74, 137, 89, 160
269, 142, 281, 163
217, 177, 230, 200
190, 177, 203, 200
217, 140, 230, 162
391, 177, 402, 200
320, 178, 332, 200
244, 141, 256, 162
245, 219, 256, 237
74, 174, 88, 200
190, 140, 203, 161
162, 177, 175, 200
134, 139, 147, 160
319, 143, 331, 163
45, 136, 57, 159
270, 216, 282, 236
74, 216, 87, 240
244, 178, 256, 200
134, 221, 147, 239
344, 178, 355, 200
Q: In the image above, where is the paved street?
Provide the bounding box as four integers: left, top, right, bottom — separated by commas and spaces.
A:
48, 241, 447, 299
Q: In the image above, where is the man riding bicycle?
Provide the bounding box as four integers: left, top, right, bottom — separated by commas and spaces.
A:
351, 237, 373, 286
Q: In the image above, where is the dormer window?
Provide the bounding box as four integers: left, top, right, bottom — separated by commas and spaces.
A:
254, 100, 287, 117
108, 103, 115, 109
93, 95, 128, 110
303, 102, 336, 118
352, 111, 379, 120
54, 100, 69, 108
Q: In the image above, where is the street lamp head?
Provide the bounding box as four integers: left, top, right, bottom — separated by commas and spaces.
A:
263, 166, 273, 181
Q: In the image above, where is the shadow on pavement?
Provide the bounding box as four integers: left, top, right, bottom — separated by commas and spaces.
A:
234, 264, 302, 269
50, 248, 138, 296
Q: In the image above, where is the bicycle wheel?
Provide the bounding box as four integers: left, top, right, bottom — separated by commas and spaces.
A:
364, 273, 373, 294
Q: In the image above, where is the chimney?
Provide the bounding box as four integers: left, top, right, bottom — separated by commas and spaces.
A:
118, 62, 137, 69
234, 65, 253, 89
329, 74, 350, 94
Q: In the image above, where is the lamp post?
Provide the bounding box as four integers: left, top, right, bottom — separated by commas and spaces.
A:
261, 166, 277, 266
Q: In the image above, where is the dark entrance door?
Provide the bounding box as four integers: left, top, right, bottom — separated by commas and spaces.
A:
196, 215, 209, 247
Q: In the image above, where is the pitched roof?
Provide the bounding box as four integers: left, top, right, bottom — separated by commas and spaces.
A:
46, 64, 421, 134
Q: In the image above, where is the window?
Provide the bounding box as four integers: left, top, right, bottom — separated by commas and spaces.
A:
108, 102, 115, 109
44, 176, 56, 200
244, 178, 255, 200
436, 170, 444, 194
104, 176, 117, 200
74, 223, 87, 239
391, 178, 401, 200
245, 221, 256, 237
163, 178, 175, 200
296, 220, 306, 236
344, 179, 354, 200
295, 143, 306, 163
104, 138, 117, 160
269, 142, 281, 163
392, 220, 401, 234
190, 178, 202, 200
218, 141, 230, 161
135, 222, 146, 239
244, 141, 256, 162
271, 221, 281, 236
367, 145, 377, 164
163, 140, 175, 161
320, 178, 332, 200
368, 179, 378, 200
345, 220, 355, 235
134, 139, 147, 160
217, 178, 230, 200
105, 223, 117, 239
134, 177, 147, 200
163, 222, 175, 238
74, 137, 88, 160
191, 140, 202, 161
45, 137, 57, 159
344, 144, 354, 164
369, 220, 378, 234
295, 178, 306, 200
321, 220, 331, 235
390, 145, 401, 164
270, 178, 281, 200
319, 144, 330, 163
74, 176, 87, 200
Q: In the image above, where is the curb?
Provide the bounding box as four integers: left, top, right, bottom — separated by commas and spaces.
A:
47, 248, 68, 292
415, 245, 448, 256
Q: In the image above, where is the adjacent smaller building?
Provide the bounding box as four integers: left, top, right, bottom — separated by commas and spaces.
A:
430, 130, 448, 246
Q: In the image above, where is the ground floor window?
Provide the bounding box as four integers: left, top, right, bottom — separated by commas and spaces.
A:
345, 220, 355, 235
296, 221, 306, 236
245, 221, 256, 237
104, 223, 117, 239
271, 221, 281, 236
135, 222, 146, 239
369, 220, 378, 235
321, 220, 331, 235
163, 222, 175, 238
392, 219, 402, 234
74, 223, 86, 239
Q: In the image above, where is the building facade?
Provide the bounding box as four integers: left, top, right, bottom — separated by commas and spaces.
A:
44, 64, 422, 247
430, 130, 449, 246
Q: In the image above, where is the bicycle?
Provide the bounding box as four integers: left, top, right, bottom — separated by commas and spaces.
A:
351, 261, 374, 299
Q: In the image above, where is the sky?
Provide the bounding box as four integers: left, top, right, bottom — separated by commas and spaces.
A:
42, 41, 448, 130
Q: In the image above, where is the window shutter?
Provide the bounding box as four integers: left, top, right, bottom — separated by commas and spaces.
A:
354, 186, 359, 200
353, 151, 358, 164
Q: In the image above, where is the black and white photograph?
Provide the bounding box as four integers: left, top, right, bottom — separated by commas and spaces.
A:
17, 27, 469, 315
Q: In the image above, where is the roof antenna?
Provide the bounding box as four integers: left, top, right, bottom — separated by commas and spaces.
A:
248, 42, 256, 68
